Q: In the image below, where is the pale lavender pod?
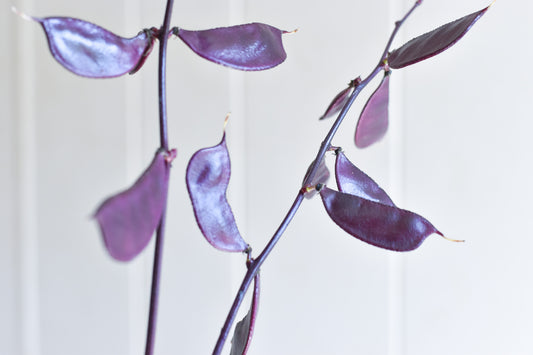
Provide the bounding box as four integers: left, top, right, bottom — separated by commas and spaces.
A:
388, 5, 490, 69
319, 186, 443, 252
186, 133, 248, 252
230, 273, 260, 355
319, 78, 360, 120
174, 23, 287, 71
34, 16, 155, 78
301, 157, 330, 199
335, 150, 394, 206
94, 149, 175, 262
355, 72, 390, 148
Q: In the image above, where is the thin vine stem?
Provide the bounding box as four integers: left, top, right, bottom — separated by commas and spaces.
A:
144, 0, 175, 354
212, 1, 422, 353
212, 191, 305, 355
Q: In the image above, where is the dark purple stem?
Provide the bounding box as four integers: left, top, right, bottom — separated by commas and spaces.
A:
212, 1, 422, 353
145, 0, 174, 354
144, 214, 166, 355
212, 192, 305, 355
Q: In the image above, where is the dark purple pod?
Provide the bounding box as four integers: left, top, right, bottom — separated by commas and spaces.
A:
335, 150, 394, 206
319, 78, 361, 120
319, 186, 442, 252
186, 133, 248, 252
355, 72, 390, 148
301, 158, 330, 199
230, 273, 260, 355
173, 23, 287, 71
388, 4, 491, 69
34, 16, 155, 78
94, 149, 174, 262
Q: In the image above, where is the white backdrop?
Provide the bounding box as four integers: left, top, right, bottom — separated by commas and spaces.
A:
2, 0, 532, 354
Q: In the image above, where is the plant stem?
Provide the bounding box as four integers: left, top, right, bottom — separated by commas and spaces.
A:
144, 215, 167, 355
158, 0, 174, 151
212, 1, 422, 353
212, 191, 305, 355
144, 0, 174, 354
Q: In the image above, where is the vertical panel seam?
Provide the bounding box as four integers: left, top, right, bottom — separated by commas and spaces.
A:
387, 0, 407, 355
227, 0, 248, 297
15, 0, 41, 353
123, 0, 150, 354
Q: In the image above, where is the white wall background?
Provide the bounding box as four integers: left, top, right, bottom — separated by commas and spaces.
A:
2, 0, 531, 354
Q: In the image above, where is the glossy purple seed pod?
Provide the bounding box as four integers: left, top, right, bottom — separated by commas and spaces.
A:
319, 186, 443, 252
94, 149, 175, 262
319, 77, 361, 120
388, 4, 491, 69
34, 16, 155, 78
335, 150, 394, 206
355, 71, 390, 148
230, 273, 260, 355
186, 133, 248, 252
174, 23, 287, 71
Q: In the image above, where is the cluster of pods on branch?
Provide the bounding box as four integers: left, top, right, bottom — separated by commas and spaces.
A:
17, 1, 492, 354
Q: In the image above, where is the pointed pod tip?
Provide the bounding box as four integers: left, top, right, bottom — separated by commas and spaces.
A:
440, 232, 465, 243
223, 113, 231, 131
283, 28, 299, 35
11, 7, 34, 22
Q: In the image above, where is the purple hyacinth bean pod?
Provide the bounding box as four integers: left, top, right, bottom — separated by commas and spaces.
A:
94, 149, 174, 261
186, 133, 248, 252
302, 157, 330, 199
355, 71, 390, 148
319, 79, 359, 120
319, 186, 443, 252
334, 150, 394, 206
388, 4, 490, 69
34, 16, 155, 78
230, 273, 260, 355
174, 23, 288, 71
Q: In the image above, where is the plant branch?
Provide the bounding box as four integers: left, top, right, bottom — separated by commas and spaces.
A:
145, 0, 175, 354
212, 1, 422, 353
158, 0, 174, 151
212, 191, 305, 355
302, 0, 421, 189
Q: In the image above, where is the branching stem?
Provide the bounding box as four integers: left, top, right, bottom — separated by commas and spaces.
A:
212, 1, 422, 353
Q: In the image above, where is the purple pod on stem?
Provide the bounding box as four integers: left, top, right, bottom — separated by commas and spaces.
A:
186, 129, 248, 252
230, 273, 260, 355
31, 15, 155, 78
321, 151, 458, 251
355, 71, 390, 148
319, 78, 360, 120
388, 4, 491, 69
174, 23, 288, 71
94, 149, 175, 261
319, 186, 443, 252
301, 157, 330, 199
335, 150, 394, 206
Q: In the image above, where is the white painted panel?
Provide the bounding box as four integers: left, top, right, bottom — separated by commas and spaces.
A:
402, 1, 533, 354
7, 0, 530, 355
1, 3, 18, 355
31, 1, 134, 354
